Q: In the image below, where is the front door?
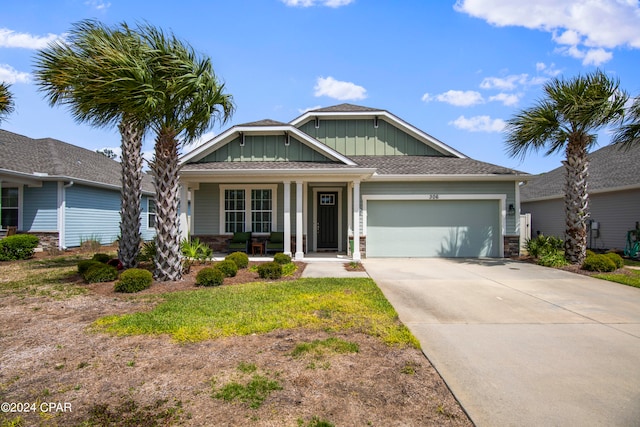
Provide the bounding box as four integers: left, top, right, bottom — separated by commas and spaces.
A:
317, 192, 338, 250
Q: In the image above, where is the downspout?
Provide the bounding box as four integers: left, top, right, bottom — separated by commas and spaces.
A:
58, 181, 74, 249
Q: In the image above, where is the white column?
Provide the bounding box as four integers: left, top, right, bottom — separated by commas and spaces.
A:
352, 180, 361, 261
189, 188, 195, 236
295, 181, 304, 260
179, 185, 189, 241
283, 181, 292, 256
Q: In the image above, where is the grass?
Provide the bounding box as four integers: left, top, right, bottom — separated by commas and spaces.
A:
93, 278, 419, 347
212, 374, 282, 409
291, 337, 359, 358
0, 256, 87, 299
594, 268, 640, 288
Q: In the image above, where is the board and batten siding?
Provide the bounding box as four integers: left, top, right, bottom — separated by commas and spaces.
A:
22, 181, 58, 231
197, 135, 333, 163
64, 184, 121, 247
360, 181, 518, 235
522, 188, 640, 250
298, 119, 445, 157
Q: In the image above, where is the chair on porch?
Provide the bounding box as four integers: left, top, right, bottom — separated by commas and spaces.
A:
265, 231, 284, 254
228, 231, 252, 253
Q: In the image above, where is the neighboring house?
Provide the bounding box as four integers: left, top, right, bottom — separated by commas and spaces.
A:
179, 104, 527, 260
0, 129, 155, 249
520, 143, 640, 251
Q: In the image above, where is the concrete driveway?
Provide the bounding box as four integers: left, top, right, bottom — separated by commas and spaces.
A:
363, 258, 640, 427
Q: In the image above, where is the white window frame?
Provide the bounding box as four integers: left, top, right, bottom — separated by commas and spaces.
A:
147, 198, 157, 230
1, 186, 19, 230
219, 184, 278, 235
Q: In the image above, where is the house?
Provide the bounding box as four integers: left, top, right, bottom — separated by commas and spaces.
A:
178, 104, 527, 260
0, 129, 155, 250
520, 143, 640, 251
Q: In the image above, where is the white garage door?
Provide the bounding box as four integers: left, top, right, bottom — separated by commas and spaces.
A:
366, 199, 501, 257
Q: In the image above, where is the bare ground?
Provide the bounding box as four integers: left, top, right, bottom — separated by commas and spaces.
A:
0, 253, 472, 427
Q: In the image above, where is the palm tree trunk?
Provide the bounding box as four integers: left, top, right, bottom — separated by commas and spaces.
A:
563, 137, 590, 264
151, 129, 183, 281
117, 119, 144, 268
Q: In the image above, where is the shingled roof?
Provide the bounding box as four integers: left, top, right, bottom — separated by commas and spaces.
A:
520, 143, 640, 201
0, 129, 154, 193
309, 103, 382, 113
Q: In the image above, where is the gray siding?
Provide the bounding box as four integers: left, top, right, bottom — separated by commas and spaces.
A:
523, 189, 640, 250
140, 195, 156, 242
298, 119, 444, 156
23, 182, 58, 231
65, 184, 121, 247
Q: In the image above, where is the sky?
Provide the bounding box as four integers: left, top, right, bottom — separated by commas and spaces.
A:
1, 0, 639, 174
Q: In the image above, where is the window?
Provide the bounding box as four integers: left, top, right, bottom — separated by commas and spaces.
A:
224, 189, 245, 233
221, 185, 276, 234
320, 194, 335, 205
251, 189, 272, 233
148, 199, 157, 229
1, 188, 18, 229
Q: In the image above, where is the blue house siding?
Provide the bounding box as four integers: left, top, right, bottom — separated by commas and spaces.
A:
64, 184, 121, 247
22, 182, 58, 231
141, 195, 156, 242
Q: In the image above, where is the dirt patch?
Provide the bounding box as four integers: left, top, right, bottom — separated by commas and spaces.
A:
0, 253, 472, 426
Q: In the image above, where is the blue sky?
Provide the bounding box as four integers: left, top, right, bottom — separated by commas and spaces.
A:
1, 0, 639, 174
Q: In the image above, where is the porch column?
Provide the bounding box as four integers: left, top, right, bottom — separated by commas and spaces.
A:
179, 185, 189, 241
283, 181, 292, 256
352, 180, 361, 261
295, 181, 304, 261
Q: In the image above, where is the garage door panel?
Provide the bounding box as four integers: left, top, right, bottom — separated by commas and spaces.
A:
367, 200, 499, 258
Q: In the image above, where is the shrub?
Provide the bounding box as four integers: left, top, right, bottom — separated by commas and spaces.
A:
137, 240, 157, 262
525, 234, 563, 258
107, 258, 124, 270
92, 253, 111, 263
257, 261, 282, 280
196, 267, 225, 287
226, 252, 249, 269
273, 253, 292, 265
0, 234, 40, 261
114, 268, 153, 293
84, 263, 118, 283
215, 259, 238, 277
78, 259, 103, 275
604, 252, 624, 269
181, 237, 212, 261
537, 251, 569, 267
582, 254, 617, 272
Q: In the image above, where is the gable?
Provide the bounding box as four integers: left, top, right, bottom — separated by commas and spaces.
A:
297, 118, 447, 156
195, 134, 335, 163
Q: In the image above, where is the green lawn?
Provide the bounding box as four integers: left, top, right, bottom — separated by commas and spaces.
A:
594, 268, 640, 288
93, 278, 419, 347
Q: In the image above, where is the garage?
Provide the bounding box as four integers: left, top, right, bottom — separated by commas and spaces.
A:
366, 199, 501, 257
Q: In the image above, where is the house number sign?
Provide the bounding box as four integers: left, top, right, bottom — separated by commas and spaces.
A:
429, 194, 439, 200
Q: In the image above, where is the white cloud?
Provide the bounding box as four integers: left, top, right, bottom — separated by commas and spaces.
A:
454, 0, 640, 64
449, 115, 506, 133
314, 76, 367, 100
423, 90, 484, 106
479, 74, 530, 90
84, 0, 111, 10
281, 0, 353, 7
0, 64, 30, 84
489, 93, 520, 106
298, 105, 323, 114
536, 62, 561, 77
0, 28, 63, 49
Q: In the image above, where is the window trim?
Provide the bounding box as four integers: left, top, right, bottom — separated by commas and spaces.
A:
147, 198, 157, 230
219, 184, 278, 235
1, 186, 19, 230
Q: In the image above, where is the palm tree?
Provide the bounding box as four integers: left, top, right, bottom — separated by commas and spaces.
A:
0, 83, 15, 124
137, 25, 234, 281
613, 96, 640, 149
505, 70, 628, 264
34, 20, 151, 269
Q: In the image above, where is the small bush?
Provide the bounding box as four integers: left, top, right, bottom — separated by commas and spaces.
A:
78, 259, 103, 275
137, 240, 156, 262
92, 253, 111, 263
257, 261, 282, 280
181, 237, 212, 261
114, 268, 153, 293
226, 252, 249, 269
84, 264, 119, 283
582, 254, 617, 272
604, 252, 624, 269
273, 253, 291, 265
215, 259, 238, 278
196, 267, 225, 287
525, 234, 564, 258
537, 251, 569, 267
0, 234, 40, 261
